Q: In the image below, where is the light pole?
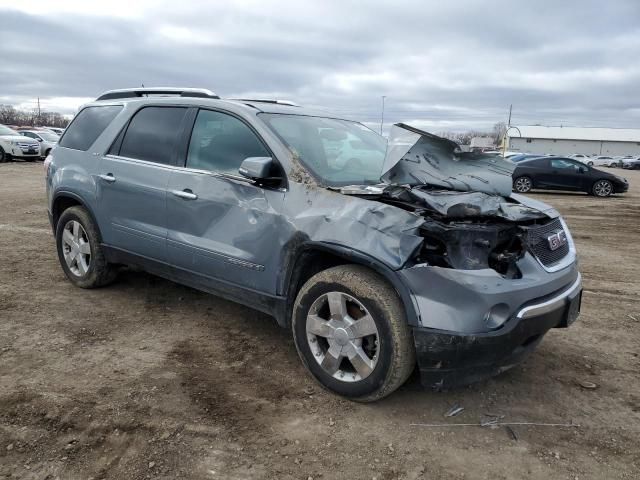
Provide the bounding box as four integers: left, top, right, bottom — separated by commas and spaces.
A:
380, 96, 386, 135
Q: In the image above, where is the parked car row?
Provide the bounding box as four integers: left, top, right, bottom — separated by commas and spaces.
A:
0, 124, 60, 162
568, 153, 640, 168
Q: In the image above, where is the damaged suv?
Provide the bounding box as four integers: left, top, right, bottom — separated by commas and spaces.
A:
46, 88, 582, 401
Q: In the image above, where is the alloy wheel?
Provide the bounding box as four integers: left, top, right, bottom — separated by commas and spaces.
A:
306, 291, 379, 382
514, 177, 532, 193
593, 180, 612, 197
61, 220, 92, 276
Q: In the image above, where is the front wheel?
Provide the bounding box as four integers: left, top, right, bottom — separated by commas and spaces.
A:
292, 265, 415, 402
592, 179, 613, 197
0, 146, 6, 163
513, 176, 533, 193
588, 161, 594, 166
55, 206, 117, 288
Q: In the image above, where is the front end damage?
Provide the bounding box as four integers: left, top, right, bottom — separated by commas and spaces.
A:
337, 123, 583, 390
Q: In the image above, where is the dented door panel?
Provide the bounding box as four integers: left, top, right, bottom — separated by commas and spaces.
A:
166, 169, 286, 293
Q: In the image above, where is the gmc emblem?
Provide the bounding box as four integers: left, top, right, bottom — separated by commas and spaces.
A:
547, 231, 567, 251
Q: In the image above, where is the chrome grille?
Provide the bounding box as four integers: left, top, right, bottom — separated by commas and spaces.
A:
525, 218, 570, 267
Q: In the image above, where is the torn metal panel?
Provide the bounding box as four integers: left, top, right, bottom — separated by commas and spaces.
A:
381, 123, 515, 197
283, 183, 425, 269
391, 188, 548, 221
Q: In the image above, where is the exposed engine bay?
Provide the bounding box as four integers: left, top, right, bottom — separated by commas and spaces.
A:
333, 123, 564, 279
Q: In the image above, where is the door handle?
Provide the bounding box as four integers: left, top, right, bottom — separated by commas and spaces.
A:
99, 173, 116, 183
171, 189, 198, 200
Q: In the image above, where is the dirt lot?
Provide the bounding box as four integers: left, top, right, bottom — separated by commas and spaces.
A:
0, 162, 639, 480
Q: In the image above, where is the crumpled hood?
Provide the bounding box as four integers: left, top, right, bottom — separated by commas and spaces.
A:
335, 124, 559, 222
381, 123, 515, 197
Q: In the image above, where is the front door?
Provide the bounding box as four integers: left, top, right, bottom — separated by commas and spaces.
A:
166, 108, 286, 294
547, 158, 585, 191
97, 106, 188, 262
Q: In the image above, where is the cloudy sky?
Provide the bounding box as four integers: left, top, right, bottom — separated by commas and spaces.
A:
1, 0, 639, 133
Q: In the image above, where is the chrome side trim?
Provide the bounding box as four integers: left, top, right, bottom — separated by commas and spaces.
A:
516, 273, 582, 319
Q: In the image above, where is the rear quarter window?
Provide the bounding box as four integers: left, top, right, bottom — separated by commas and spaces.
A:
59, 105, 122, 151
116, 106, 187, 165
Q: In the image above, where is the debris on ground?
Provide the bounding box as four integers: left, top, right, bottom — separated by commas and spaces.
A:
410, 421, 579, 429
579, 380, 598, 389
444, 404, 465, 417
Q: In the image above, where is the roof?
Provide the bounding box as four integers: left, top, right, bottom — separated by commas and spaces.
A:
90, 95, 337, 119
509, 125, 640, 142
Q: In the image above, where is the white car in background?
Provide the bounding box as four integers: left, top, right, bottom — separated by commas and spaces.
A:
578, 155, 617, 167
0, 124, 40, 162
568, 154, 591, 164
44, 126, 65, 136
16, 129, 59, 158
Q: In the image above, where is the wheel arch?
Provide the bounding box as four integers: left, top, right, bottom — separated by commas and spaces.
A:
51, 191, 102, 238
276, 241, 420, 328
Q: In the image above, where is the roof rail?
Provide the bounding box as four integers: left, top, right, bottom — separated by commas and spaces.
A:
233, 98, 300, 107
96, 87, 220, 101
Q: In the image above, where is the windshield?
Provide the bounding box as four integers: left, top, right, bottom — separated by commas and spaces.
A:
259, 113, 387, 185
0, 125, 18, 136
37, 131, 60, 141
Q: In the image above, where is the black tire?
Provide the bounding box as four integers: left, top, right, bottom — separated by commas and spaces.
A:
513, 175, 533, 193
0, 146, 6, 163
591, 179, 613, 197
292, 265, 415, 402
55, 206, 117, 288
587, 161, 594, 166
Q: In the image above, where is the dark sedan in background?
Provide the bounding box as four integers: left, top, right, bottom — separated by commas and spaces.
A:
512, 157, 629, 197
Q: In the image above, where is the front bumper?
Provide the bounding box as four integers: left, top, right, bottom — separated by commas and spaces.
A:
412, 273, 582, 390
615, 182, 629, 193
10, 146, 40, 159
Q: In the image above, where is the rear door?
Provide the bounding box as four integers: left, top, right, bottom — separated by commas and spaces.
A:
166, 108, 286, 294
97, 106, 188, 262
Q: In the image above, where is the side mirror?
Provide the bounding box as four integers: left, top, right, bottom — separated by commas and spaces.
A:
238, 157, 281, 183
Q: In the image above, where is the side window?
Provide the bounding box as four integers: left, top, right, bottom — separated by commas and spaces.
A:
118, 107, 187, 165
21, 132, 35, 139
186, 110, 269, 174
551, 159, 579, 171
59, 105, 123, 151
529, 159, 548, 168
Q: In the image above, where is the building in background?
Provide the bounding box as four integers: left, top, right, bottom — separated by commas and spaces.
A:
506, 125, 640, 156
469, 136, 495, 151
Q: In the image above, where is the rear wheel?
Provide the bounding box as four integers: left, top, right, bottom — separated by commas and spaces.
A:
592, 179, 613, 197
55, 206, 117, 288
292, 265, 415, 402
513, 176, 533, 193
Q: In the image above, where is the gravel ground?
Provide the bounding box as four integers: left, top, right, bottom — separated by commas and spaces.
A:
0, 162, 639, 480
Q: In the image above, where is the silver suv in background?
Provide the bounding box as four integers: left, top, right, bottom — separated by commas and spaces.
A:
45, 88, 582, 401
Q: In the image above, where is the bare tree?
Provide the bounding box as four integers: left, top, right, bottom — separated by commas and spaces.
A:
492, 122, 507, 144
0, 104, 69, 127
